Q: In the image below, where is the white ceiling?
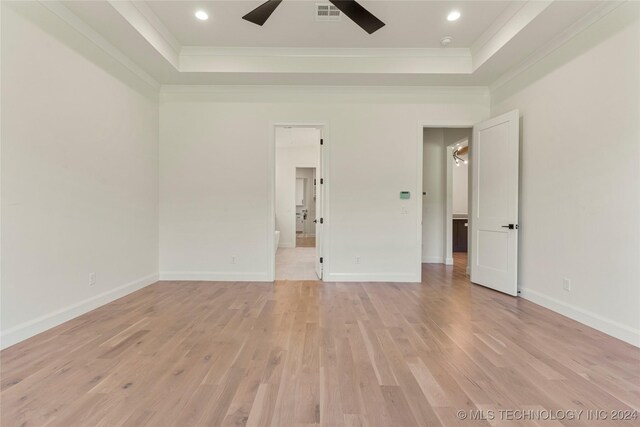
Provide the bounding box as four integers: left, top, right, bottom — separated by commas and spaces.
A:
55, 0, 613, 86
145, 1, 512, 48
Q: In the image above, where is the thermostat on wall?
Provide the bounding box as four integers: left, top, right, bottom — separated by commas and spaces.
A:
400, 191, 410, 199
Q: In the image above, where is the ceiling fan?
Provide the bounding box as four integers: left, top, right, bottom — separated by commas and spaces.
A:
242, 0, 385, 34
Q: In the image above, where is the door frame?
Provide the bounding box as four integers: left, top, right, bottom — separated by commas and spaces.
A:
418, 121, 477, 281
268, 122, 329, 281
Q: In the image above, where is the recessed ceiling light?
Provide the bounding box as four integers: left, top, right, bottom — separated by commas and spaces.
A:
195, 10, 209, 21
447, 10, 461, 21
440, 36, 453, 47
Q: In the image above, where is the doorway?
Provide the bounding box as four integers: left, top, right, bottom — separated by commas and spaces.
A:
421, 127, 471, 272
447, 137, 469, 269
420, 110, 520, 295
274, 126, 323, 280
295, 167, 317, 248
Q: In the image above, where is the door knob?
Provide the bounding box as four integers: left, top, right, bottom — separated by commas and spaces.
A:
501, 224, 518, 229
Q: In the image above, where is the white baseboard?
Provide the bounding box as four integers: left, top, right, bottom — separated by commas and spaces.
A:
0, 273, 158, 350
445, 257, 454, 265
159, 271, 272, 282
422, 256, 444, 264
520, 288, 640, 348
323, 272, 421, 283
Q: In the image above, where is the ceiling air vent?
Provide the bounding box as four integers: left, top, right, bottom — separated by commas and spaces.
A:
316, 3, 341, 21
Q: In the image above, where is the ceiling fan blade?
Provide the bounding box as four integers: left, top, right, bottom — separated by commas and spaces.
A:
242, 0, 283, 26
329, 0, 385, 34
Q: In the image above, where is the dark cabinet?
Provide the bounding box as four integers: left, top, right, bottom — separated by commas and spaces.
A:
453, 218, 468, 252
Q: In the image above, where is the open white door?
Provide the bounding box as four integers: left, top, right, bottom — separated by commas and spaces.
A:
315, 136, 324, 279
471, 110, 519, 296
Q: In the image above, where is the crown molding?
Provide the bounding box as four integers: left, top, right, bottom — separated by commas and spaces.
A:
99, 1, 474, 76
63, 0, 577, 81
158, 85, 490, 104
489, 1, 624, 92
160, 85, 489, 94
112, 1, 552, 77
129, 0, 181, 54
178, 47, 472, 74
471, 0, 552, 71
179, 47, 470, 58
107, 0, 180, 69
38, 1, 159, 89
470, 1, 526, 56
37, 0, 621, 88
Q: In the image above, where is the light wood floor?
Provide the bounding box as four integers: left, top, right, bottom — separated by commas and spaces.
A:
2, 257, 639, 426
296, 235, 316, 247
276, 247, 318, 280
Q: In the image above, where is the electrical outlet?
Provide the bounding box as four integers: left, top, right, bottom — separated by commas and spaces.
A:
231, 256, 237, 265
355, 256, 361, 265
89, 273, 96, 287
563, 278, 571, 292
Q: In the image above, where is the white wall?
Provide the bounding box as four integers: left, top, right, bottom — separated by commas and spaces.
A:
452, 155, 468, 215
491, 2, 640, 346
1, 3, 159, 348
275, 127, 320, 248
159, 87, 489, 282
422, 128, 445, 263
296, 167, 317, 236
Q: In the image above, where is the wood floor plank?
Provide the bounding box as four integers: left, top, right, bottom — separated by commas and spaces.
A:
2, 255, 639, 426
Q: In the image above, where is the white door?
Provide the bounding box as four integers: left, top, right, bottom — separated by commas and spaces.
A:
315, 136, 324, 279
470, 110, 519, 296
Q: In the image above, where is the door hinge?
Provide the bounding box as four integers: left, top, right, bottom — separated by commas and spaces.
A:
320, 257, 323, 263
320, 178, 324, 184
320, 138, 324, 145
320, 218, 324, 224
